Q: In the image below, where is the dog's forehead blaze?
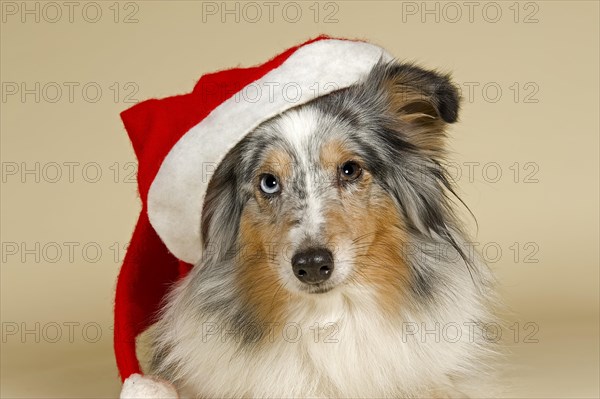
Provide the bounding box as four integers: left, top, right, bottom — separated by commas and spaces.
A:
258, 137, 360, 181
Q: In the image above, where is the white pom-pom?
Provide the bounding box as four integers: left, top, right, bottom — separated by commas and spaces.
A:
120, 374, 179, 398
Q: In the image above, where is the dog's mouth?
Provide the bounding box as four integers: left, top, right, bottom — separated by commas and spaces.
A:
300, 283, 334, 295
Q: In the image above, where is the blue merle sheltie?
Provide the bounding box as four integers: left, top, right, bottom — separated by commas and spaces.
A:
148, 60, 499, 398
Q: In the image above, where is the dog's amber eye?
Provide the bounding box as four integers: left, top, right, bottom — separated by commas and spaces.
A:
340, 161, 362, 182
259, 173, 280, 195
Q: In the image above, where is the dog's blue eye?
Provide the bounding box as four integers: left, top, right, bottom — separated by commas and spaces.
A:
340, 161, 362, 182
259, 174, 280, 194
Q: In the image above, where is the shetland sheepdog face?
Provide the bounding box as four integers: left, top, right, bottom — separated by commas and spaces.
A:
152, 61, 496, 398
234, 107, 410, 299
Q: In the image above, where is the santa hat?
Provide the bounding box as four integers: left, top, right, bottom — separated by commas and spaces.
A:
114, 35, 391, 396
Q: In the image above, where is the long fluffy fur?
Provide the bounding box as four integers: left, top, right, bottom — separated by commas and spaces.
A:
149, 60, 499, 398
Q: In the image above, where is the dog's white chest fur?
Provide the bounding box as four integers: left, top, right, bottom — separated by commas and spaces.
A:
171, 288, 476, 398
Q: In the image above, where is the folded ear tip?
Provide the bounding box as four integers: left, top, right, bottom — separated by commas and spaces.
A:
435, 81, 461, 123
438, 98, 460, 123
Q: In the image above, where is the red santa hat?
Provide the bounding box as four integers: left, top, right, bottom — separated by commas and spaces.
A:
114, 35, 391, 396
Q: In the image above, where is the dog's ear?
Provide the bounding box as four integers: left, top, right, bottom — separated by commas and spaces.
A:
382, 62, 460, 123
376, 62, 461, 153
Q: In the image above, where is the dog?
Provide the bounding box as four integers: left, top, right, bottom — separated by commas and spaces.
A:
148, 60, 499, 398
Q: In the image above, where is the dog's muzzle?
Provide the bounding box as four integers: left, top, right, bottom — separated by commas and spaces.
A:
291, 247, 334, 285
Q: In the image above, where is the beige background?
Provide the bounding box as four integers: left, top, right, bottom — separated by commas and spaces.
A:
1, 1, 598, 397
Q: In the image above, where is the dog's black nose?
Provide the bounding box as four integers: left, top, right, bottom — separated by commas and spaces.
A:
291, 248, 334, 285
